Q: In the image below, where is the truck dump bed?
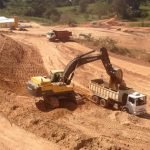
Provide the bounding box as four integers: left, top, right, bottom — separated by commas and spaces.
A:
89, 79, 119, 102
53, 30, 72, 39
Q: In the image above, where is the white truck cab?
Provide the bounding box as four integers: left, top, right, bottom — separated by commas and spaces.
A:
126, 92, 146, 115
46, 31, 55, 40
89, 79, 147, 115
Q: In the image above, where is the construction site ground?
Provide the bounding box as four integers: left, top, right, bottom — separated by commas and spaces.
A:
0, 20, 150, 150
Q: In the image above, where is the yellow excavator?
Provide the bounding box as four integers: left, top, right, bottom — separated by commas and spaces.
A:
27, 47, 125, 108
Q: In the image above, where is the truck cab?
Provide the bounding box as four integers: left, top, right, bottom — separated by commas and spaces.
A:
125, 92, 146, 115
46, 31, 56, 41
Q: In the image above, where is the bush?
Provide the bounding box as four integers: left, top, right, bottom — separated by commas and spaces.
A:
90, 1, 111, 19
59, 14, 77, 24
43, 8, 61, 22
112, 0, 143, 19
79, 0, 88, 13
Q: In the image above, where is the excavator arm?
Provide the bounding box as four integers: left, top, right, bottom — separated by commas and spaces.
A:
61, 47, 126, 90
100, 47, 125, 90
61, 49, 101, 84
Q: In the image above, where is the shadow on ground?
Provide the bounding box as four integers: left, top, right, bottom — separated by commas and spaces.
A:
138, 113, 150, 120
35, 99, 79, 112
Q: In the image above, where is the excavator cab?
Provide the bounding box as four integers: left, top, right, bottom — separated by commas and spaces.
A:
49, 70, 64, 82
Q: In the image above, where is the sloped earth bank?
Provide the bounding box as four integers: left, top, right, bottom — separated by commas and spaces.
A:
0, 34, 63, 149
0, 34, 47, 94
0, 112, 61, 150
0, 28, 150, 149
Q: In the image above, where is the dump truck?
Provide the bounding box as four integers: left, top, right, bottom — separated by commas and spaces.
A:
46, 30, 72, 41
89, 79, 147, 115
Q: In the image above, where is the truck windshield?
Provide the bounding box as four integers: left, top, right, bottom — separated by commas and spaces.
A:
128, 97, 135, 104
136, 97, 146, 106
47, 32, 54, 36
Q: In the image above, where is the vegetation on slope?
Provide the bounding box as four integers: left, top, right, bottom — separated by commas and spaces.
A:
0, 0, 150, 24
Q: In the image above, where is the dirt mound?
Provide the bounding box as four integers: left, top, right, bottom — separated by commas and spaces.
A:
0, 90, 130, 149
103, 17, 124, 26
0, 34, 47, 93
0, 112, 61, 150
109, 111, 140, 125
89, 18, 124, 28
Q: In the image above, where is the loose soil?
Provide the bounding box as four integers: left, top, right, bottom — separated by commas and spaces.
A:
0, 21, 150, 150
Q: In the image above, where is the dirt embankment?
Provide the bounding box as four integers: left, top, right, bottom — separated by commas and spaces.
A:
0, 113, 61, 150
0, 34, 47, 94
0, 34, 65, 149
0, 24, 150, 150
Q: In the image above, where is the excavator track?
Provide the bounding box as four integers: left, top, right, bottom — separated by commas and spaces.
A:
43, 96, 60, 109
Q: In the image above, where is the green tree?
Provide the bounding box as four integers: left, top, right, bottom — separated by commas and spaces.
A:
0, 0, 8, 9
0, 0, 4, 8
6, 0, 60, 17
112, 0, 142, 18
43, 7, 60, 22
92, 1, 111, 18
112, 0, 128, 18
79, 0, 88, 13
6, 0, 28, 15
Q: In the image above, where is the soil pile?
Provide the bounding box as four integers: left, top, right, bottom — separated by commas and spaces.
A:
0, 34, 47, 93
0, 24, 150, 149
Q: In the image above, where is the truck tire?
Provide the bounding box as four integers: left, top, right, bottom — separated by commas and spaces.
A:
107, 101, 114, 108
100, 99, 108, 108
121, 107, 129, 113
91, 95, 100, 105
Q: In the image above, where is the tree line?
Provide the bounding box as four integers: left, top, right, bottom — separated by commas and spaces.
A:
0, 0, 149, 21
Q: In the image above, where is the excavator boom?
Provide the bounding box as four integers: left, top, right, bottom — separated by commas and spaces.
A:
61, 47, 125, 90
61, 50, 101, 84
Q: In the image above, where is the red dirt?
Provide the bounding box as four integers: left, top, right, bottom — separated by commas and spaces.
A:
0, 34, 47, 93
0, 22, 150, 149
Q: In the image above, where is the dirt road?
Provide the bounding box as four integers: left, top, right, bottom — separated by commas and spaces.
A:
14, 22, 150, 52
0, 22, 150, 149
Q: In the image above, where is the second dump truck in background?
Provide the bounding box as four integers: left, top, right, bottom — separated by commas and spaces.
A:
46, 30, 72, 42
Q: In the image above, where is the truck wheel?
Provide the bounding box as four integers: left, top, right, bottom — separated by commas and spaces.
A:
92, 95, 100, 105
74, 93, 83, 105
121, 107, 129, 113
107, 102, 114, 108
100, 99, 108, 108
